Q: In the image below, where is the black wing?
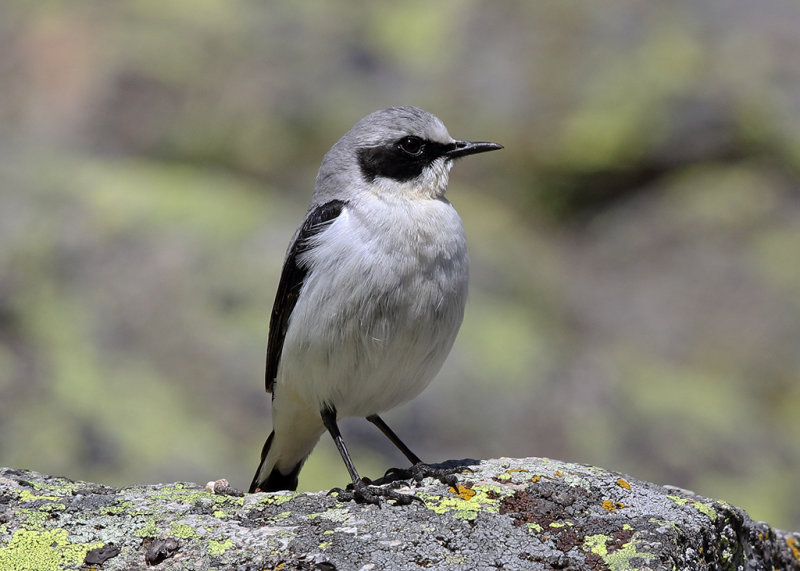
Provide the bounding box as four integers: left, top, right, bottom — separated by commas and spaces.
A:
265, 200, 346, 393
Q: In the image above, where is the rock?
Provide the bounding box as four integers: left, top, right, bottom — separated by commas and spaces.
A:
0, 459, 798, 570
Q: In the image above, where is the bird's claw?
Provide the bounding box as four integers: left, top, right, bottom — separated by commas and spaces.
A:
382, 462, 469, 487
329, 479, 422, 506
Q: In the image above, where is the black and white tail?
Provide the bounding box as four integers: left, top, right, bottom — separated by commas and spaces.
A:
248, 431, 307, 493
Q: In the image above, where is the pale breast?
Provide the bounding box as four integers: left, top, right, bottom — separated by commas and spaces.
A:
278, 195, 469, 416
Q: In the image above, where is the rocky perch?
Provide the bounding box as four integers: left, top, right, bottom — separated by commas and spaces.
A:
1, 458, 798, 570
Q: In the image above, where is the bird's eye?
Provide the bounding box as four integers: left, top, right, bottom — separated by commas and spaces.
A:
398, 136, 424, 156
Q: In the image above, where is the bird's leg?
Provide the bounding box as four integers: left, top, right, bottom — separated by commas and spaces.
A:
366, 414, 465, 488
321, 406, 419, 505
365, 414, 422, 464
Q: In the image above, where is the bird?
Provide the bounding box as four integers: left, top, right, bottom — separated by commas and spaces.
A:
249, 106, 502, 503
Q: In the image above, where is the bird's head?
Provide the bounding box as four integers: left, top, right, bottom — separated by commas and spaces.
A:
314, 106, 502, 202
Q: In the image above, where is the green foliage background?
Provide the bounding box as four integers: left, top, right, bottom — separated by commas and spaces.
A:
1, 1, 799, 530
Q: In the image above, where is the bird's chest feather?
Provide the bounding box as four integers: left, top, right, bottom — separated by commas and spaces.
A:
281, 197, 468, 413
301, 196, 468, 324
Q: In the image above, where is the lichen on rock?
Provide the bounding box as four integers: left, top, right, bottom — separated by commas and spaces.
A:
1, 459, 798, 570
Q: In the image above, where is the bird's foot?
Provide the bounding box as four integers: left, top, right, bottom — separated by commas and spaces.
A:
329, 478, 422, 506
381, 462, 470, 488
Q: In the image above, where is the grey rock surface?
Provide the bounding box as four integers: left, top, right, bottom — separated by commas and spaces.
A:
1, 458, 798, 570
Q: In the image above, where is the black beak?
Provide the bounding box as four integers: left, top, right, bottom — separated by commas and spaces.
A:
446, 140, 504, 159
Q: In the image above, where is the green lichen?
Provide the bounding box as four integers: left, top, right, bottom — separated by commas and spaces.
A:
558, 472, 594, 491
11, 490, 68, 533
150, 482, 212, 505
667, 496, 717, 521
209, 494, 245, 511
134, 518, 159, 538
584, 533, 656, 570
0, 528, 101, 570
18, 490, 60, 503
17, 494, 67, 520
666, 495, 688, 506
307, 507, 351, 523
259, 492, 295, 506
209, 497, 245, 519
19, 509, 48, 529
421, 484, 504, 521
208, 538, 233, 555
605, 540, 657, 569
692, 502, 717, 521
170, 521, 198, 539
474, 484, 507, 496
527, 522, 543, 533
648, 518, 679, 531
25, 477, 79, 496
275, 528, 297, 539
444, 553, 469, 565
584, 534, 611, 556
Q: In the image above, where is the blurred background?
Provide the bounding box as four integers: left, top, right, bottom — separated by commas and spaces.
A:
1, 1, 799, 531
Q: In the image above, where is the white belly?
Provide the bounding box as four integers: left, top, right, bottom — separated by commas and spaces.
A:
276, 194, 469, 417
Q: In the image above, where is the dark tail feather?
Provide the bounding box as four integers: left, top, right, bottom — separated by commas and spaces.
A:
249, 431, 306, 493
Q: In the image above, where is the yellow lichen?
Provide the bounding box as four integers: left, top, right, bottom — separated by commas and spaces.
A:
787, 536, 800, 562
602, 500, 626, 512
449, 484, 476, 501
